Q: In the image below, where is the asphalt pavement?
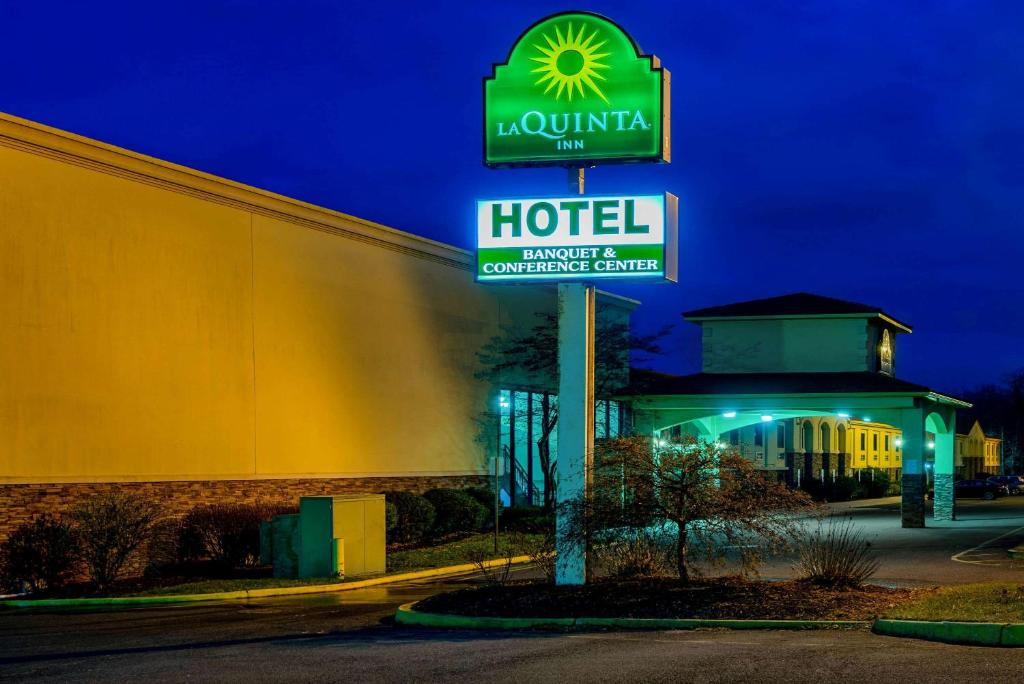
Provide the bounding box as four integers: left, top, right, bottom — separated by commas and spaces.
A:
1, 496, 1023, 682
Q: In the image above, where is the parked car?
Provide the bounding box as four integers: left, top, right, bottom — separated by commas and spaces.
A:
955, 479, 1009, 500
987, 475, 1024, 495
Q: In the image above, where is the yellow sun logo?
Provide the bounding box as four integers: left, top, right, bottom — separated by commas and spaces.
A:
529, 22, 611, 104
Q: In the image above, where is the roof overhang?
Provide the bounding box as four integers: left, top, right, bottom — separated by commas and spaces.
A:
683, 312, 913, 334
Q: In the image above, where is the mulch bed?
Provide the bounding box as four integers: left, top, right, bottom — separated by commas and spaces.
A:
416, 577, 930, 621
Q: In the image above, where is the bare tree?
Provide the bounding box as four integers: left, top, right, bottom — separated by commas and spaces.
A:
564, 435, 817, 582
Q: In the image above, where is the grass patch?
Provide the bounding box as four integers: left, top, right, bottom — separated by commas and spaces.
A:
884, 582, 1024, 623
135, 576, 345, 596
387, 532, 540, 573
131, 532, 538, 596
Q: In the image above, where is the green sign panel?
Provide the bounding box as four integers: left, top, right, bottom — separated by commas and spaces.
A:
477, 193, 677, 283
484, 11, 670, 167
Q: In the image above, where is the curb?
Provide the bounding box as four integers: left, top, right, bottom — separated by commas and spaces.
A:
394, 602, 870, 632
0, 556, 533, 609
874, 619, 1024, 647
1008, 546, 1024, 560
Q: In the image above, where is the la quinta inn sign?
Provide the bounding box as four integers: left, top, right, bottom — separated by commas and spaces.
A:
484, 12, 670, 167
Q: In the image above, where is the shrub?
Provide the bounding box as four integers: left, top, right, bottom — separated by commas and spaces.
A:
594, 525, 675, 579
859, 469, 891, 499
70, 493, 164, 592
423, 488, 488, 537
793, 516, 879, 588
0, 515, 79, 594
385, 502, 399, 535
500, 506, 553, 533
800, 477, 826, 501
179, 502, 294, 568
464, 486, 501, 526
826, 475, 862, 502
143, 518, 186, 577
385, 492, 436, 544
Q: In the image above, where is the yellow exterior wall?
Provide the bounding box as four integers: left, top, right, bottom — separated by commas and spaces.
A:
0, 113, 542, 484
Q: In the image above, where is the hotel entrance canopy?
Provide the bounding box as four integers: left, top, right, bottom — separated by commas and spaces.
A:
623, 293, 971, 528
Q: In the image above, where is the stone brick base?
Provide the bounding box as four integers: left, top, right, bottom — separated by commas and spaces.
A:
933, 473, 956, 521
901, 473, 926, 527
0, 475, 491, 542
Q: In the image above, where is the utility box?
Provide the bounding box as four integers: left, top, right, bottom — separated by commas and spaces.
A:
298, 495, 385, 579
268, 513, 301, 579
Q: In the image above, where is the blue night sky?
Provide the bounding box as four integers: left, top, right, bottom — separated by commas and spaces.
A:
2, 1, 1021, 392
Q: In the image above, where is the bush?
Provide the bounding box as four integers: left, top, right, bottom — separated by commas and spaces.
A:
464, 486, 501, 527
826, 476, 862, 502
793, 516, 879, 588
422, 488, 488, 537
143, 518, 186, 577
70, 493, 164, 592
0, 515, 79, 594
800, 477, 826, 501
500, 506, 554, 533
179, 502, 294, 568
595, 526, 675, 579
385, 492, 436, 544
858, 469, 891, 499
385, 501, 398, 535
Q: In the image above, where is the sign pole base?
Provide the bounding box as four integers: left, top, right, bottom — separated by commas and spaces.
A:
554, 281, 595, 585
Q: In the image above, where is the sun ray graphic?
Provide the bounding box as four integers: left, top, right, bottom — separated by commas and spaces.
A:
529, 22, 611, 104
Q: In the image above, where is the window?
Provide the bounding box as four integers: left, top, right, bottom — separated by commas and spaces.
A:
872, 434, 878, 451
754, 424, 763, 447
729, 429, 739, 446
860, 433, 866, 450
777, 424, 786, 449
884, 435, 890, 451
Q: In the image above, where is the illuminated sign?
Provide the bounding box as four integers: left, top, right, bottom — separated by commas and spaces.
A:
484, 11, 670, 167
477, 193, 677, 282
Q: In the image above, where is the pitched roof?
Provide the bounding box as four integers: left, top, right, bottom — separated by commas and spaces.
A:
626, 371, 966, 403
683, 293, 911, 331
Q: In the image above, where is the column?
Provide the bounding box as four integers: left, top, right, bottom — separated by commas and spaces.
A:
933, 422, 956, 521
899, 407, 926, 528
555, 283, 595, 585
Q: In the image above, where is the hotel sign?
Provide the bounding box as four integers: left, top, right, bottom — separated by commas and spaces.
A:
484, 11, 670, 167
477, 193, 677, 282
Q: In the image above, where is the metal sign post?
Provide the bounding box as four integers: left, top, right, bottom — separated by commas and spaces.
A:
554, 167, 594, 585
555, 280, 595, 585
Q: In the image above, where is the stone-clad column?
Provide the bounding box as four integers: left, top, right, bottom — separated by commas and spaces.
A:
934, 426, 956, 521
899, 407, 926, 528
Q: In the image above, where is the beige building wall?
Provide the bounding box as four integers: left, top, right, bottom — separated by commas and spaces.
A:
0, 112, 551, 486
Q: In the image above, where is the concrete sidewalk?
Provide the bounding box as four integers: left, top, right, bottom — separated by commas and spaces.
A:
826, 496, 902, 512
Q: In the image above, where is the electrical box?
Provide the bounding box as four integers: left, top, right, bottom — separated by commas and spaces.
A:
298, 495, 386, 579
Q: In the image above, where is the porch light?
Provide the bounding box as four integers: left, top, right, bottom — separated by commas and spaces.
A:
760, 414, 773, 422
863, 416, 872, 422
722, 411, 737, 418
895, 438, 903, 447
927, 441, 935, 449
837, 412, 850, 418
